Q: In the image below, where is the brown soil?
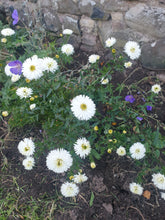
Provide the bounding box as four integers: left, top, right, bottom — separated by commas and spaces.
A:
1, 51, 165, 220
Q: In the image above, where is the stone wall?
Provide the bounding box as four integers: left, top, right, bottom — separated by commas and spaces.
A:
1, 0, 165, 69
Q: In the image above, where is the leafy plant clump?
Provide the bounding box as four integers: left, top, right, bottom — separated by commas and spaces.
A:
1, 9, 165, 200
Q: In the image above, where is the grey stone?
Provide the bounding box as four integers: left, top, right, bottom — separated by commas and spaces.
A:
102, 203, 113, 214
91, 6, 111, 20
56, 0, 80, 15
78, 0, 96, 16
103, 0, 130, 12
141, 39, 165, 70
58, 14, 80, 35
37, 0, 58, 9
125, 3, 165, 38
42, 8, 61, 32
80, 15, 97, 34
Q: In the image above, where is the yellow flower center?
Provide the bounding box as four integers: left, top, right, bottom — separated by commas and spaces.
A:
158, 177, 164, 184
56, 159, 63, 167
135, 148, 140, 154
134, 186, 138, 193
48, 62, 53, 68
30, 65, 36, 71
81, 144, 88, 150
130, 47, 135, 53
80, 103, 87, 111
23, 89, 28, 96
25, 146, 30, 151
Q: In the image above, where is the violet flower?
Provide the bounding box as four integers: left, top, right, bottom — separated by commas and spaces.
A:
12, 9, 19, 25
136, 117, 143, 121
8, 60, 22, 75
125, 95, 135, 103
146, 105, 152, 111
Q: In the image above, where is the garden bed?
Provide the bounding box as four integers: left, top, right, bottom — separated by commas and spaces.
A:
1, 50, 165, 220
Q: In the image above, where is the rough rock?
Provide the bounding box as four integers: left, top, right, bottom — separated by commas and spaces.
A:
125, 3, 165, 38
91, 6, 111, 20
56, 0, 80, 15
37, 0, 58, 9
78, 0, 96, 16
102, 203, 113, 214
141, 39, 165, 70
42, 8, 61, 32
80, 15, 97, 34
58, 14, 80, 35
103, 0, 130, 12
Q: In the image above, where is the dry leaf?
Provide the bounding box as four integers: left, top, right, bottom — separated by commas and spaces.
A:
143, 190, 151, 199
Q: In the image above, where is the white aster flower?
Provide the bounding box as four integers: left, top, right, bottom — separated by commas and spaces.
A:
71, 94, 96, 121
129, 182, 143, 195
129, 142, 146, 160
5, 64, 13, 76
42, 57, 58, 73
124, 41, 141, 60
152, 173, 165, 190
116, 146, 126, 156
46, 149, 73, 173
151, 84, 161, 94
61, 182, 79, 197
105, 37, 116, 48
16, 87, 33, 99
88, 54, 100, 64
74, 137, 91, 159
22, 55, 43, 80
161, 192, 165, 200
11, 74, 20, 82
22, 157, 35, 170
101, 77, 109, 85
61, 44, 74, 56
18, 138, 35, 157
30, 104, 36, 110
124, 61, 132, 68
62, 29, 73, 35
73, 172, 88, 184
1, 28, 15, 36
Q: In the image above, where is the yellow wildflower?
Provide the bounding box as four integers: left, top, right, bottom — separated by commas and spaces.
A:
113, 139, 117, 143
107, 148, 112, 154
90, 162, 96, 169
30, 97, 34, 101
2, 111, 8, 117
94, 126, 99, 131
112, 48, 116, 53
108, 129, 113, 134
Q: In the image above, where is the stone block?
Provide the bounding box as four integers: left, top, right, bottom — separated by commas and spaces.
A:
125, 3, 165, 38
80, 15, 97, 34
56, 0, 80, 15
58, 14, 80, 35
78, 0, 96, 16
141, 39, 165, 70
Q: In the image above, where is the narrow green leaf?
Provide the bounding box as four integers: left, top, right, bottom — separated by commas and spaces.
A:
89, 192, 94, 207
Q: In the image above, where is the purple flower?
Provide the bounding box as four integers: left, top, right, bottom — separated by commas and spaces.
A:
146, 105, 152, 111
125, 95, 135, 103
8, 60, 22, 75
136, 117, 143, 121
12, 9, 19, 25
142, 98, 145, 102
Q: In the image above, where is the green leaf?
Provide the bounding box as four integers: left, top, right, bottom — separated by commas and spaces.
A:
89, 192, 94, 207
154, 150, 160, 158
92, 149, 101, 160
46, 88, 52, 97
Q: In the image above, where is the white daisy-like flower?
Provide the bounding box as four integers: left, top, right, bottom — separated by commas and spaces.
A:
61, 182, 79, 197
116, 146, 126, 156
124, 61, 132, 68
71, 94, 96, 121
46, 149, 73, 173
101, 77, 109, 85
129, 182, 143, 195
151, 84, 161, 94
73, 172, 88, 184
105, 37, 116, 48
74, 137, 91, 159
1, 28, 15, 36
16, 87, 33, 99
22, 157, 35, 170
62, 29, 73, 35
22, 55, 43, 80
61, 44, 74, 56
11, 74, 20, 82
161, 192, 165, 200
124, 41, 141, 60
30, 104, 36, 110
88, 54, 100, 64
5, 64, 13, 76
129, 142, 146, 160
152, 173, 165, 190
42, 57, 58, 73
18, 138, 35, 157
